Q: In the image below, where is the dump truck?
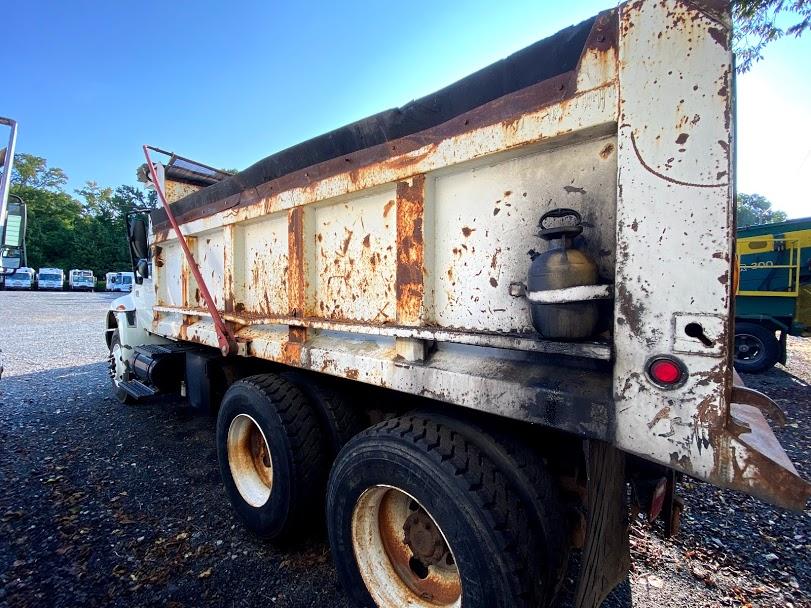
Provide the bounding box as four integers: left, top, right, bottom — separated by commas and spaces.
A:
105, 1, 811, 606
734, 216, 811, 372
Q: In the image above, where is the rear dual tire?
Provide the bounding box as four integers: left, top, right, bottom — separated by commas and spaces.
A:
327, 414, 567, 608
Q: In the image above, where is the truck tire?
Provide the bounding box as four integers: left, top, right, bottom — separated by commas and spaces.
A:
734, 322, 779, 373
280, 371, 365, 457
327, 414, 558, 608
413, 410, 569, 605
108, 329, 133, 404
216, 374, 326, 539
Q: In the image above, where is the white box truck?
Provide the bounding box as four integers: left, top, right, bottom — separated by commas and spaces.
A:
105, 2, 810, 606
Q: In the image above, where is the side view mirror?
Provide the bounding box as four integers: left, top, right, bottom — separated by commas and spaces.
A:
130, 216, 148, 260
127, 214, 150, 282
1, 195, 27, 272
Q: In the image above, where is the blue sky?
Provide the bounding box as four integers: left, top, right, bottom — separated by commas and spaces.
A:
5, 1, 810, 218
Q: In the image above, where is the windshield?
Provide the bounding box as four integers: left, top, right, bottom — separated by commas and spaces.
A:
40, 274, 60, 281
11, 272, 30, 279
121, 276, 132, 284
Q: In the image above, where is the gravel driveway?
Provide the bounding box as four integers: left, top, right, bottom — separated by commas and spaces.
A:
0, 291, 808, 607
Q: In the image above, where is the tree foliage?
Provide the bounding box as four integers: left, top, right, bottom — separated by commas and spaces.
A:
733, 0, 811, 71
11, 153, 69, 191
736, 192, 788, 226
10, 154, 155, 280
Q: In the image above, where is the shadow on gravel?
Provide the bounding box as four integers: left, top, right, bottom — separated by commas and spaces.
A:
0, 362, 351, 608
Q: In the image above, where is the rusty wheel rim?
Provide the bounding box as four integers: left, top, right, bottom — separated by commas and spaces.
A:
351, 485, 461, 607
227, 414, 273, 507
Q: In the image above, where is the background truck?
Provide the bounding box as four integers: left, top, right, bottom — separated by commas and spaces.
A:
105, 1, 810, 606
68, 268, 95, 291
106, 271, 134, 292
4, 266, 34, 290
734, 216, 811, 372
37, 267, 64, 290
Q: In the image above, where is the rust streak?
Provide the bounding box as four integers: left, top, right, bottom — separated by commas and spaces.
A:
288, 207, 306, 318
396, 175, 426, 326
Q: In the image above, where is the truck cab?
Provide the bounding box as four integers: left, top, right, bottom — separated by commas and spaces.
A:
37, 267, 64, 290
4, 266, 34, 290
68, 269, 95, 291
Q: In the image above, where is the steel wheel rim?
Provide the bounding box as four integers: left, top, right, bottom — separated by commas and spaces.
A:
227, 414, 273, 507
351, 485, 462, 607
735, 333, 764, 363
110, 343, 126, 385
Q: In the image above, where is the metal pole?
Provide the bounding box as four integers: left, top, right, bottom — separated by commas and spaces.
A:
142, 145, 234, 356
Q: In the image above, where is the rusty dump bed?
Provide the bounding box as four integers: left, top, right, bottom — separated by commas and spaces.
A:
142, 0, 810, 510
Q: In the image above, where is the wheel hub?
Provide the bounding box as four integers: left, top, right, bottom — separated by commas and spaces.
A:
351, 486, 461, 608
735, 333, 763, 361
403, 508, 451, 567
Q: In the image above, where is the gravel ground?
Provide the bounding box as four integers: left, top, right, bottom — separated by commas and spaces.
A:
0, 290, 809, 608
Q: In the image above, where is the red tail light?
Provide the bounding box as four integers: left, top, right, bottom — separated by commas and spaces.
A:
647, 356, 687, 388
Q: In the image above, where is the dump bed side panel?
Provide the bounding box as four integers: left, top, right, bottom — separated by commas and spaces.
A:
141, 1, 809, 508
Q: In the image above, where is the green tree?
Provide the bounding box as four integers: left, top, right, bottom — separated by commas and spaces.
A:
733, 0, 811, 72
11, 153, 69, 191
736, 192, 788, 226
9, 153, 155, 280
12, 185, 83, 271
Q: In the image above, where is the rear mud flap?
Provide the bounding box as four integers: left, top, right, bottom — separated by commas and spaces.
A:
707, 373, 811, 511
575, 440, 630, 608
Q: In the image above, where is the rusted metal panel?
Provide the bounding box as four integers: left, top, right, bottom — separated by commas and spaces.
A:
192, 230, 225, 310
156, 241, 184, 307
164, 179, 203, 204
431, 136, 617, 332
312, 188, 398, 323
241, 213, 289, 317
613, 0, 734, 480
396, 175, 426, 326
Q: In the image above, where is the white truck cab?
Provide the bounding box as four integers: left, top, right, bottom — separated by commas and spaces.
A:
37, 267, 64, 290
105, 272, 117, 291
68, 269, 95, 291
5, 266, 34, 290
106, 271, 135, 292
